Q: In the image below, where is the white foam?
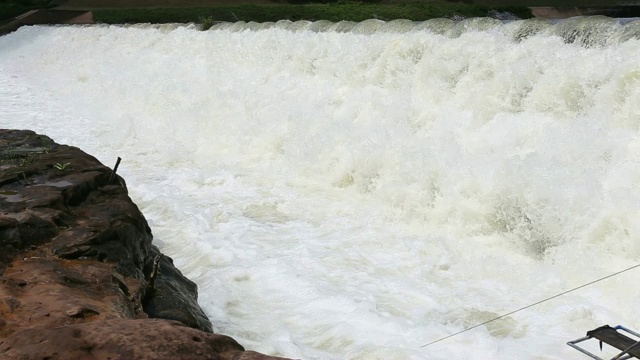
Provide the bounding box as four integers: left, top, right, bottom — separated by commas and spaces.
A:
1, 21, 640, 359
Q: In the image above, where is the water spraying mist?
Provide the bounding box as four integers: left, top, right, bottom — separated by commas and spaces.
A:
2, 18, 640, 359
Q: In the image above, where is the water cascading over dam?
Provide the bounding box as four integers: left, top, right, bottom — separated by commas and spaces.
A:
1, 17, 640, 359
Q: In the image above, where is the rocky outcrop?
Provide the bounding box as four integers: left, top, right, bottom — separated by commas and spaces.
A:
0, 129, 289, 360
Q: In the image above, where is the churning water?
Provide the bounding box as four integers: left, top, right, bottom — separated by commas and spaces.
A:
1, 17, 640, 359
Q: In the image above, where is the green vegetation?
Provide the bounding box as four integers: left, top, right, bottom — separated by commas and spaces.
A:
92, 2, 532, 24
53, 162, 71, 170
2, 0, 635, 26
198, 15, 216, 30
0, 0, 54, 22
475, 0, 633, 5
0, 135, 56, 185
1, 145, 45, 169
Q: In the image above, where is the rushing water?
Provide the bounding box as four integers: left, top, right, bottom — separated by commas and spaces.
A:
1, 17, 640, 359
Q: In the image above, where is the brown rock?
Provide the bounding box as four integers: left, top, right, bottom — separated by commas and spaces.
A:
0, 129, 291, 360
0, 318, 281, 360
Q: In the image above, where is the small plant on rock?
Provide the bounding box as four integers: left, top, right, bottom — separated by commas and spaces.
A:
199, 16, 215, 31
53, 162, 71, 171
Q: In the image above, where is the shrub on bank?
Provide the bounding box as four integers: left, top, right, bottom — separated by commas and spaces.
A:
92, 2, 532, 24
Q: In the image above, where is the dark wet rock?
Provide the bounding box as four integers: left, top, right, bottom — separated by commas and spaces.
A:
0, 129, 289, 360
143, 245, 213, 333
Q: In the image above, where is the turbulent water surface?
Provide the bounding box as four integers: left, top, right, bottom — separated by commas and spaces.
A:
1, 17, 640, 359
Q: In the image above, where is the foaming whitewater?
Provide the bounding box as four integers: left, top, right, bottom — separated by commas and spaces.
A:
2, 17, 640, 359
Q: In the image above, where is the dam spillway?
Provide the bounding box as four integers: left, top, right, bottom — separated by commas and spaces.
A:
1, 18, 640, 359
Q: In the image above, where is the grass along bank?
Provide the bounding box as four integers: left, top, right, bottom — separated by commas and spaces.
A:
91, 2, 532, 24
474, 0, 635, 6
7, 0, 635, 27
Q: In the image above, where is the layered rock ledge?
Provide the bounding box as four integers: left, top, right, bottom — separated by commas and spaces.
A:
0, 129, 288, 360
